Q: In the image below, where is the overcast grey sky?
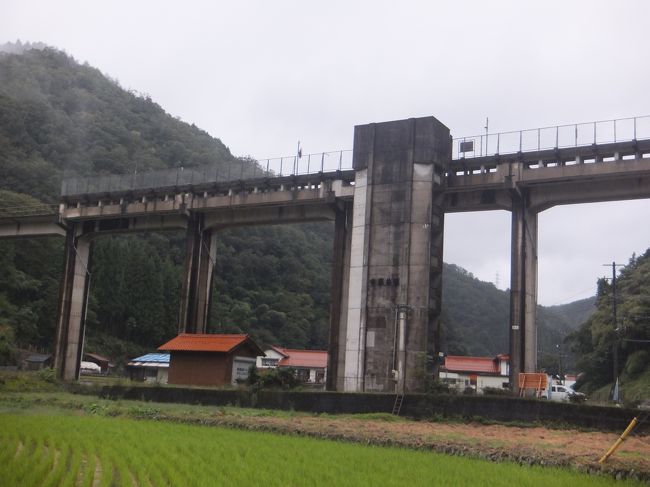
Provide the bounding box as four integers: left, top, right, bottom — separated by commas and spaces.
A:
3, 0, 650, 305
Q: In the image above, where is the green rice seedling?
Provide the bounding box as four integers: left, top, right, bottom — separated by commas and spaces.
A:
14, 436, 53, 487
44, 442, 73, 487
58, 443, 83, 487
0, 412, 644, 487
73, 446, 94, 487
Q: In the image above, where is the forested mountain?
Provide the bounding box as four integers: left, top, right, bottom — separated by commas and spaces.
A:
567, 250, 650, 396
0, 42, 234, 201
545, 297, 596, 333
441, 263, 588, 371
0, 43, 594, 369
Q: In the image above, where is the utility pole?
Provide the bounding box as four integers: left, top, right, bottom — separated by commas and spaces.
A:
603, 261, 624, 402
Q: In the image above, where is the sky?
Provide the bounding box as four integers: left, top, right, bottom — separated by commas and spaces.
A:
3, 0, 650, 305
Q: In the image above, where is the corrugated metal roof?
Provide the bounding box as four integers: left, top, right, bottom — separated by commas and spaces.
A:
273, 347, 328, 369
25, 354, 51, 363
128, 361, 169, 368
443, 355, 502, 374
85, 352, 110, 362
158, 334, 263, 354
130, 353, 170, 363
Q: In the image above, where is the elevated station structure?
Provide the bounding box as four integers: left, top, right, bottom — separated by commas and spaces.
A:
2, 114, 650, 392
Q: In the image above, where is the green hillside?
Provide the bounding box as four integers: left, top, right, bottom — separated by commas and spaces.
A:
0, 43, 594, 369
0, 43, 235, 202
441, 264, 587, 371
568, 250, 650, 401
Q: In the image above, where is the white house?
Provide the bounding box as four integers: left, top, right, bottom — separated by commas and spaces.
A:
439, 354, 510, 393
256, 346, 285, 369
257, 346, 328, 386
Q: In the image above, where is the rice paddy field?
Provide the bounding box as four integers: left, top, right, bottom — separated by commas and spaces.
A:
0, 411, 643, 487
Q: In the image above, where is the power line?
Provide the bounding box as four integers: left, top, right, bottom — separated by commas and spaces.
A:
546, 287, 597, 307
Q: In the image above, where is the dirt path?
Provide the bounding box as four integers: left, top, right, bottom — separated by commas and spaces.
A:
189, 412, 650, 480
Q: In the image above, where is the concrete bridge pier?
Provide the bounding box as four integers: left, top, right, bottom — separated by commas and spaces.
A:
178, 213, 216, 334
53, 224, 92, 381
339, 116, 451, 392
509, 191, 538, 388
327, 203, 352, 391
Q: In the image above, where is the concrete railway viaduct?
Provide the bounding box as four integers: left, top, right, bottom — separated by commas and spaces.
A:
2, 115, 650, 393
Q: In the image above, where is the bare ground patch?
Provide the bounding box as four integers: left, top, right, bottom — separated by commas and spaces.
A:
170, 412, 650, 480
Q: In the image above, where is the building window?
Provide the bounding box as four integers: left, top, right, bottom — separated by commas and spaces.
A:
261, 358, 279, 367
235, 365, 251, 381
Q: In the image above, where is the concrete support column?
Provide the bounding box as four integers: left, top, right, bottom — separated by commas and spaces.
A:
509, 193, 538, 389
326, 203, 351, 391
342, 168, 371, 391
427, 191, 445, 378
53, 224, 92, 381
340, 117, 450, 392
179, 213, 216, 333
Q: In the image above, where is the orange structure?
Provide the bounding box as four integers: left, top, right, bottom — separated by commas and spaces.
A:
518, 373, 548, 397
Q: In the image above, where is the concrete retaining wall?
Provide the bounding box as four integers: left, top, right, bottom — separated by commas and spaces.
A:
96, 385, 646, 433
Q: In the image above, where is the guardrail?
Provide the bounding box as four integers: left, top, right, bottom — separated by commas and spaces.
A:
0, 203, 58, 219
61, 150, 354, 197
452, 115, 650, 160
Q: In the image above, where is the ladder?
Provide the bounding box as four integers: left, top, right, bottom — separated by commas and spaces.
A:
392, 394, 404, 416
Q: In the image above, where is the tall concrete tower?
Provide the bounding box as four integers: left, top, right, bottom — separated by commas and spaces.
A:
335, 116, 450, 392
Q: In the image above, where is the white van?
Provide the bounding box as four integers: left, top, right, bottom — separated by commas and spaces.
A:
548, 384, 571, 402
542, 384, 586, 402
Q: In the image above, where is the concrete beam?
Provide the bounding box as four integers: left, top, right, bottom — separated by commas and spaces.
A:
0, 220, 65, 238
529, 173, 650, 212
521, 157, 650, 186
203, 203, 336, 229
444, 189, 513, 213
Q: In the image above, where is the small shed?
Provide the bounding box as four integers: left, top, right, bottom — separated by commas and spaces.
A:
23, 353, 52, 371
83, 353, 113, 374
127, 353, 170, 383
158, 334, 264, 387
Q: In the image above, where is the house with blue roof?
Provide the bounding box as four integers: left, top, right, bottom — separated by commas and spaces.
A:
127, 353, 170, 383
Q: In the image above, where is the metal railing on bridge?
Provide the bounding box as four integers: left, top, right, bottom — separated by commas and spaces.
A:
452, 115, 650, 160
0, 203, 58, 219
61, 150, 353, 197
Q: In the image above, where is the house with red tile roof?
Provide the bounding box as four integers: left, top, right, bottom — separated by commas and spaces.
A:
439, 354, 510, 393
256, 346, 328, 387
158, 334, 264, 387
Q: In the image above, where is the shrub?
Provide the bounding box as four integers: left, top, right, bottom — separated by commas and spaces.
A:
568, 393, 587, 404
624, 350, 649, 378
482, 387, 511, 397
0, 325, 18, 365
249, 367, 300, 390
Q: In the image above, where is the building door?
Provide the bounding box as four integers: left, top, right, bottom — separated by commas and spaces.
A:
232, 356, 256, 385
